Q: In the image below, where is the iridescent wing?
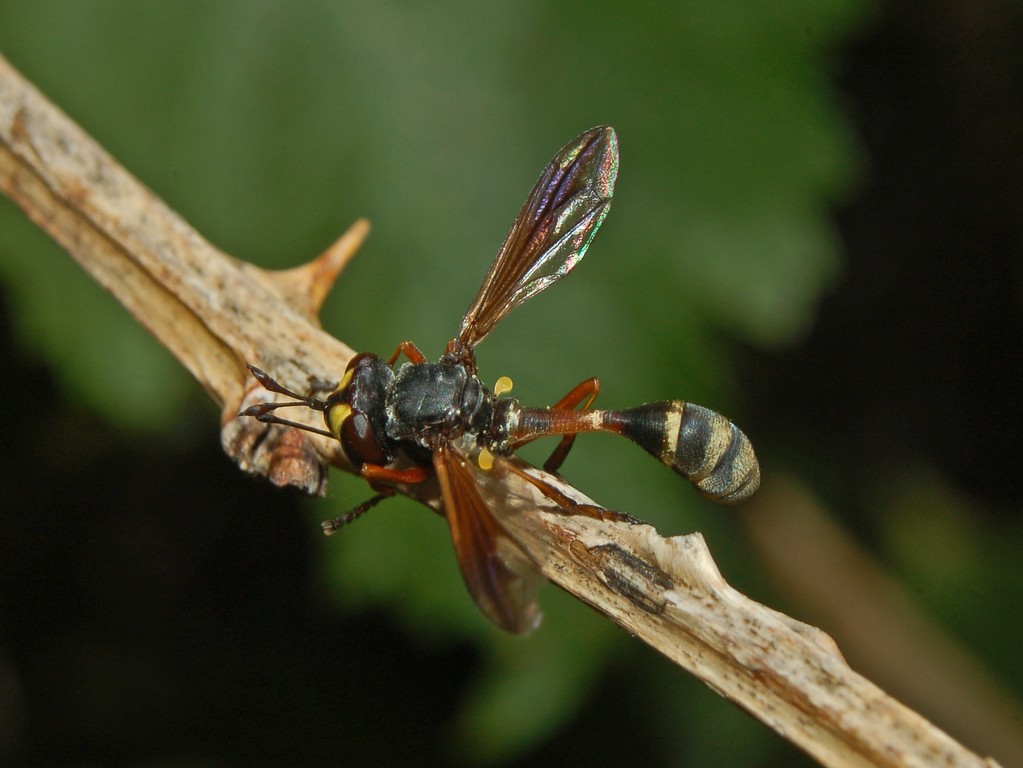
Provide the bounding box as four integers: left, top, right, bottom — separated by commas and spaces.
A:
432, 441, 545, 634
448, 126, 618, 359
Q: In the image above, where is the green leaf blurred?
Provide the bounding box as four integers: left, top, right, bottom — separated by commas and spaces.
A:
0, 0, 868, 762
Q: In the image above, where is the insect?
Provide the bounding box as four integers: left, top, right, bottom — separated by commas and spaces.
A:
242, 126, 760, 634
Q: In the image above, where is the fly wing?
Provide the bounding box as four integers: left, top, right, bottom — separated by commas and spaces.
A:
450, 126, 618, 357
433, 441, 544, 635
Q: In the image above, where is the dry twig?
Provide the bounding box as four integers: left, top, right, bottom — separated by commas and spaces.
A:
0, 53, 1001, 768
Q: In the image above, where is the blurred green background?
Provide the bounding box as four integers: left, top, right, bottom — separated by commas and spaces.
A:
1, 1, 1021, 766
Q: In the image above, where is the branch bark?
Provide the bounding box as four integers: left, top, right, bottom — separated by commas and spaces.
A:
0, 52, 1001, 768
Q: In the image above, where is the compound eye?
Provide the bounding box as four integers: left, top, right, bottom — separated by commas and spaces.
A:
343, 352, 374, 374
331, 354, 376, 404
339, 410, 389, 467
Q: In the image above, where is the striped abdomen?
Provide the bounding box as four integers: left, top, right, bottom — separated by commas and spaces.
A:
603, 401, 760, 503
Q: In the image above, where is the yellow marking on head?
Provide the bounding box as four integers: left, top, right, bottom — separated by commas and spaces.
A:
333, 367, 355, 395
327, 403, 352, 439
494, 376, 514, 397
477, 447, 495, 471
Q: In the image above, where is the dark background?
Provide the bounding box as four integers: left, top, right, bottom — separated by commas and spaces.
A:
1, 2, 1021, 766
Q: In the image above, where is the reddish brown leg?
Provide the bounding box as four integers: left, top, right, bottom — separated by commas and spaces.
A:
512, 377, 600, 473
360, 463, 432, 485
321, 463, 432, 534
387, 340, 427, 366
550, 377, 600, 410
502, 459, 637, 524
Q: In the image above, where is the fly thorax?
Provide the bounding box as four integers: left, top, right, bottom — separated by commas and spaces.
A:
384, 362, 493, 445
460, 374, 495, 436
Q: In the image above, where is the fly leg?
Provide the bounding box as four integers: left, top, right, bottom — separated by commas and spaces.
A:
502, 459, 637, 524
320, 492, 391, 534
386, 341, 427, 366
321, 464, 432, 534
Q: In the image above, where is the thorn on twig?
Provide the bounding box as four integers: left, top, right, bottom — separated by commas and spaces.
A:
269, 218, 372, 321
